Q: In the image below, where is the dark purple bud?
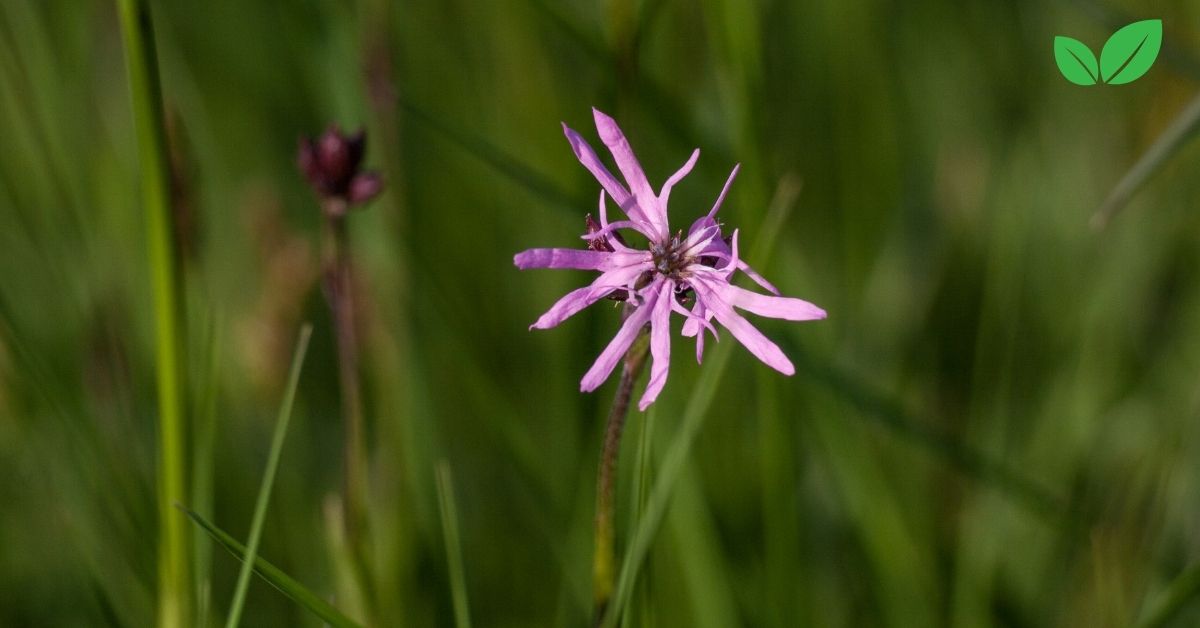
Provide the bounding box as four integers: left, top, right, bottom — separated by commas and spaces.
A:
584, 213, 614, 252
582, 213, 629, 301
297, 124, 382, 209
316, 126, 352, 186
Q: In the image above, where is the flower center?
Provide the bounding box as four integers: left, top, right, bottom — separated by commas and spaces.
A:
650, 233, 691, 280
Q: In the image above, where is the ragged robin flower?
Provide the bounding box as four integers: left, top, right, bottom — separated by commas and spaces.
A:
515, 108, 826, 409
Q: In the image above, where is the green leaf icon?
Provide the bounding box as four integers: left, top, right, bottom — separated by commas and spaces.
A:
1054, 36, 1099, 85
1100, 19, 1162, 84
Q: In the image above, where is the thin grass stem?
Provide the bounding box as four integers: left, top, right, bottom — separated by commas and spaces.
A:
191, 316, 222, 627
436, 461, 473, 628
1091, 91, 1200, 230
625, 404, 655, 628
225, 325, 312, 628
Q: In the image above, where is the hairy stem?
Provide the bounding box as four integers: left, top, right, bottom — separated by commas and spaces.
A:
321, 204, 372, 615
593, 324, 650, 622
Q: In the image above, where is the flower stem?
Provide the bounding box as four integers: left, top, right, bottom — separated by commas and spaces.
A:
115, 1, 190, 625
321, 203, 371, 611
593, 323, 650, 623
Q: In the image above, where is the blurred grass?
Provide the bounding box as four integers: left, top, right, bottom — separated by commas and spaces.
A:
5, 0, 1200, 626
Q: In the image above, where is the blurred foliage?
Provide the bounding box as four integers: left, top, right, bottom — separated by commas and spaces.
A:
4, 0, 1200, 626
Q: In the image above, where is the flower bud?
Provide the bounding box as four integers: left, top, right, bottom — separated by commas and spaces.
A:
297, 125, 382, 210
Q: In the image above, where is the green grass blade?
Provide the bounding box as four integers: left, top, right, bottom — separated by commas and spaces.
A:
399, 99, 585, 213
624, 405, 655, 628
191, 316, 222, 627
1091, 91, 1200, 229
436, 461, 473, 628
783, 340, 1063, 520
667, 462, 740, 628
631, 406, 655, 524
603, 340, 732, 628
180, 507, 364, 628
225, 324, 313, 628
787, 341, 1060, 518
757, 373, 801, 626
601, 177, 801, 627
115, 1, 189, 625
1133, 563, 1200, 628
522, 0, 724, 160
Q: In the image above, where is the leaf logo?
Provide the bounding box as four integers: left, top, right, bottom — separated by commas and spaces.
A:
1054, 19, 1162, 85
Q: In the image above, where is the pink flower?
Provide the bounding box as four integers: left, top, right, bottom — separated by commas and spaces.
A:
515, 109, 826, 410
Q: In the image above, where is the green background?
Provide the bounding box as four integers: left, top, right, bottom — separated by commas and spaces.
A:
3, 0, 1200, 626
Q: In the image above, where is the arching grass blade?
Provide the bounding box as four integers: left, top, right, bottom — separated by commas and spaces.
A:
180, 507, 364, 628
1092, 91, 1200, 230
